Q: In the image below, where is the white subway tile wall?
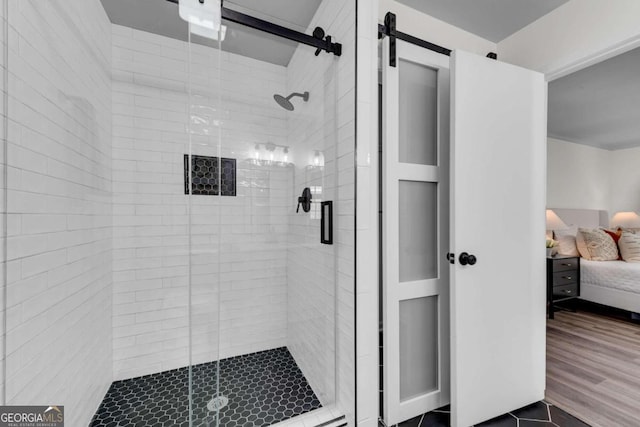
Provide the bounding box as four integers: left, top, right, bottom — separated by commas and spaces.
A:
286, 0, 356, 420
111, 24, 292, 379
111, 0, 356, 417
3, 0, 113, 426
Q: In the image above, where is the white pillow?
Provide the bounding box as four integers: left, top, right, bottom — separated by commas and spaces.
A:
577, 228, 618, 261
554, 226, 579, 257
618, 231, 640, 262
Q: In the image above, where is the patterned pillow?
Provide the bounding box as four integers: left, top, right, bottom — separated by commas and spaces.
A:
577, 228, 618, 261
618, 231, 640, 262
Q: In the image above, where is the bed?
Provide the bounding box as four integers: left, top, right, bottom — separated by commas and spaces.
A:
552, 208, 640, 313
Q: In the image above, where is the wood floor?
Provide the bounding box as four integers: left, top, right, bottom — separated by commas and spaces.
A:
546, 310, 640, 427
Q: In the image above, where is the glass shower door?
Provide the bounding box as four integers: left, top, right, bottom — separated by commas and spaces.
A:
184, 17, 224, 426
185, 0, 355, 426
201, 19, 339, 427
185, 1, 356, 425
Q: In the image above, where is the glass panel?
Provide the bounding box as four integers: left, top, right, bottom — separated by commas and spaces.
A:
399, 296, 439, 401
211, 19, 339, 423
186, 20, 223, 425
399, 59, 438, 165
399, 181, 438, 282
193, 1, 357, 425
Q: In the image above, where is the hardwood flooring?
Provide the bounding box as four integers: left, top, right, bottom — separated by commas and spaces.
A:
546, 310, 640, 427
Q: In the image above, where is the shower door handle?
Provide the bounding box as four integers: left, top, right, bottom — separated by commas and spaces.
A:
321, 201, 333, 245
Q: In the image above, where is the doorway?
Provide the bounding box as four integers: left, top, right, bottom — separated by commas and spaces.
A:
545, 45, 640, 427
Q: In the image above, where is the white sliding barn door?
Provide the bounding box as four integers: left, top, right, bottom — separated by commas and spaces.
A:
449, 50, 547, 427
382, 39, 450, 425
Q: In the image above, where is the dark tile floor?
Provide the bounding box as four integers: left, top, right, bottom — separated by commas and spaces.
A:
89, 347, 321, 427
395, 401, 590, 427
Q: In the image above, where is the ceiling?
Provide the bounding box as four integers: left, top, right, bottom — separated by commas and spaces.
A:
99, 0, 322, 66
395, 0, 569, 42
548, 47, 640, 151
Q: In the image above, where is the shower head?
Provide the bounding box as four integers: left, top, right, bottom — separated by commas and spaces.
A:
273, 91, 309, 111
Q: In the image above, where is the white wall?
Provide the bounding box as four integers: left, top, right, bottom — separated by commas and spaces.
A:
609, 146, 640, 214
498, 0, 640, 215
498, 0, 640, 76
0, 0, 7, 405
356, 0, 380, 425
547, 138, 611, 210
3, 0, 112, 425
111, 25, 290, 379
285, 0, 356, 413
547, 138, 640, 216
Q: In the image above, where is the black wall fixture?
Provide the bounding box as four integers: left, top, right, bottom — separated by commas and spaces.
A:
296, 187, 312, 213
165, 0, 342, 57
184, 154, 236, 196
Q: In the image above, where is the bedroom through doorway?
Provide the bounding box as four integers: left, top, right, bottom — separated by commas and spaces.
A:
545, 45, 640, 427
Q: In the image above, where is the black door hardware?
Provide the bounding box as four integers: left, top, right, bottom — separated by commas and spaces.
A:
165, 0, 342, 57
321, 201, 333, 245
459, 252, 477, 266
312, 27, 336, 56
378, 12, 452, 67
297, 187, 312, 213
446, 253, 455, 264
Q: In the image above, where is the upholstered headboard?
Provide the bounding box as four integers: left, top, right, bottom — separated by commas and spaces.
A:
550, 208, 609, 229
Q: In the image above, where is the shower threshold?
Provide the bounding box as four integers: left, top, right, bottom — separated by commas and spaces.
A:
89, 347, 322, 427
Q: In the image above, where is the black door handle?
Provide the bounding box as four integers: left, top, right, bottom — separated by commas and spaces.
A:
459, 252, 477, 266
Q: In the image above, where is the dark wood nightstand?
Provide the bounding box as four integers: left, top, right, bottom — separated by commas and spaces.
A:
547, 255, 580, 319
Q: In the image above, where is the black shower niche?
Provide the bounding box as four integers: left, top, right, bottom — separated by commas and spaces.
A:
184, 154, 236, 196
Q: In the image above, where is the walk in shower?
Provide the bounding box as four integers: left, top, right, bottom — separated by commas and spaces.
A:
0, 0, 356, 426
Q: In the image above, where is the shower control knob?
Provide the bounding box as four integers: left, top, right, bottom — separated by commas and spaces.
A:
459, 252, 477, 266
296, 187, 312, 213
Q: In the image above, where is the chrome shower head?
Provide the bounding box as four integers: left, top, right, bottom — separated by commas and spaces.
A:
273, 91, 309, 111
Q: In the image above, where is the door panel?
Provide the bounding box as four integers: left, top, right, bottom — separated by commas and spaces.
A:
399, 296, 439, 400
398, 180, 438, 282
449, 50, 547, 427
382, 39, 450, 425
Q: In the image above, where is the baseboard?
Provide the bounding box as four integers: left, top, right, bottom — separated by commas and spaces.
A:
575, 299, 640, 324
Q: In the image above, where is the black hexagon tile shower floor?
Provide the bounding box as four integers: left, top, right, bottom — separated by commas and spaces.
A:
90, 347, 322, 427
